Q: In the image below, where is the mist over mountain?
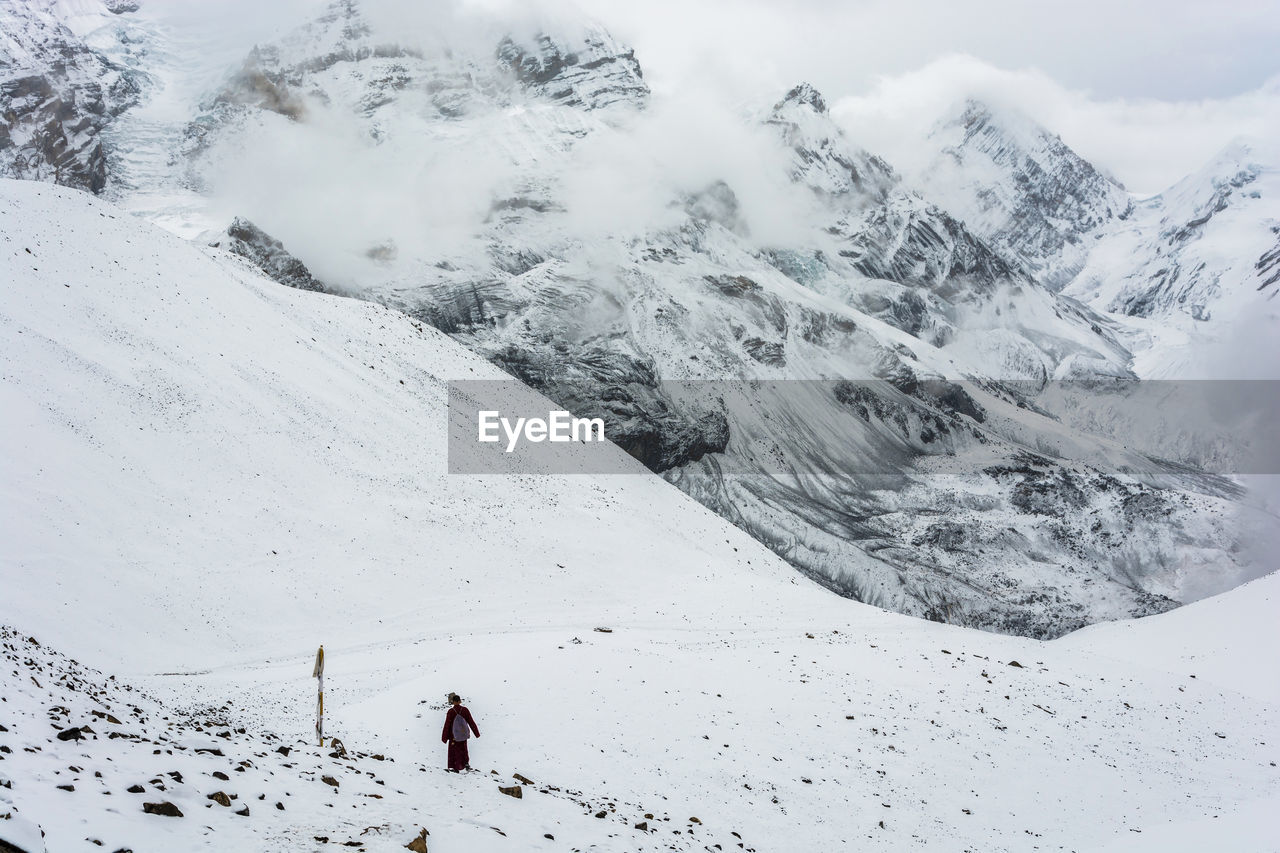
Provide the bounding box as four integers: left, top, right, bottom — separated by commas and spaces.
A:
3, 0, 1277, 638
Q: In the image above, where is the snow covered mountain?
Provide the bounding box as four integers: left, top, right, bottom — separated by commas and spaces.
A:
1, 0, 1274, 639
2, 178, 1278, 852
1067, 138, 1280, 376
920, 99, 1133, 291
917, 100, 1279, 377
150, 0, 1269, 637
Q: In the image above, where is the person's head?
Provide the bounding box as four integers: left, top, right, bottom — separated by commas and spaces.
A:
448, 692, 461, 705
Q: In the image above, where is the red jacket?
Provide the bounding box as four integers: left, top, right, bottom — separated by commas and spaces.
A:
442, 705, 480, 743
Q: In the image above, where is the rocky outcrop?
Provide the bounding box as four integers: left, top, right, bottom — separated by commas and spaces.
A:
497, 30, 648, 110
0, 0, 150, 193
212, 218, 330, 293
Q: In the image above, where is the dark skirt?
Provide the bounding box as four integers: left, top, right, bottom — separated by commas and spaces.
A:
447, 739, 470, 771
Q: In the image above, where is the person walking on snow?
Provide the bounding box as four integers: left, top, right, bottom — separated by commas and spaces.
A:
442, 692, 480, 772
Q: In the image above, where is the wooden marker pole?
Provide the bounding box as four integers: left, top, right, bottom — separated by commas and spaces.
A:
313, 645, 325, 747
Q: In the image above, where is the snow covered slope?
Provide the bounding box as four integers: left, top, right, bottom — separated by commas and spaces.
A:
0, 177, 808, 669
2, 177, 1279, 853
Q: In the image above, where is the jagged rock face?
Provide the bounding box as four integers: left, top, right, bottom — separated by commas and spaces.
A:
496, 32, 648, 110
212, 218, 330, 293
0, 0, 149, 193
764, 91, 1131, 371
922, 100, 1133, 290
185, 0, 647, 163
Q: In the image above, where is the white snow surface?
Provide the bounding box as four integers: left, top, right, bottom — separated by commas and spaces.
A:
2, 179, 1279, 852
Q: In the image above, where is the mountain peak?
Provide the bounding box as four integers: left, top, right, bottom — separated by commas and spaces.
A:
922, 96, 1132, 288
776, 82, 827, 114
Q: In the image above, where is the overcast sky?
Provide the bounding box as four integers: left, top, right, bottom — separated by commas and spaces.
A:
152, 0, 1280, 193
573, 0, 1280, 193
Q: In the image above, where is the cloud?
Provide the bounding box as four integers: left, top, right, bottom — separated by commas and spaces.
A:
829, 56, 1280, 194
574, 0, 1280, 103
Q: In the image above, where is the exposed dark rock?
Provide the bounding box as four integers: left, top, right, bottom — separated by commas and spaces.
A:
0, 9, 149, 193
404, 828, 429, 852
496, 31, 648, 110
142, 801, 183, 817
776, 82, 827, 115
487, 345, 730, 473
215, 218, 329, 293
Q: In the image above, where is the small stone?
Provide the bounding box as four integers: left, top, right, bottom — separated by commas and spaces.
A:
235, 806, 249, 816
126, 784, 145, 793
1007, 660, 1023, 668
57, 784, 75, 791
212, 771, 229, 781
208, 791, 231, 807
498, 785, 522, 799
595, 810, 608, 818
276, 801, 285, 810
142, 801, 183, 817
513, 772, 535, 785
321, 775, 339, 787
634, 821, 648, 831
57, 727, 84, 741
276, 746, 291, 756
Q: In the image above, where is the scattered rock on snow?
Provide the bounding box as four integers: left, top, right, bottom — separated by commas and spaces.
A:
497, 785, 522, 799
321, 775, 339, 787
142, 801, 183, 817
207, 791, 231, 806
